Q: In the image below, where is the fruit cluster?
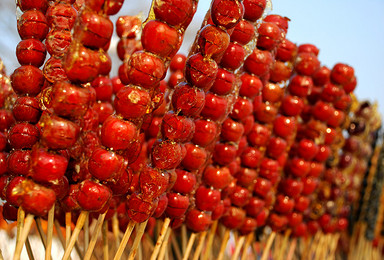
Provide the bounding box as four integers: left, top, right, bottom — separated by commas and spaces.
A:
0, 0, 383, 260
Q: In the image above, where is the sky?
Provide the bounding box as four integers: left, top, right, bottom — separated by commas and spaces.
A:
0, 0, 383, 116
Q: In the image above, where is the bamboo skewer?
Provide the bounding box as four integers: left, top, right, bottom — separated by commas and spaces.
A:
113, 221, 135, 260
308, 231, 321, 258
127, 220, 149, 260
277, 229, 292, 260
45, 205, 55, 260
231, 235, 245, 260
62, 211, 89, 260
217, 229, 230, 260
287, 238, 297, 260
13, 214, 34, 260
181, 224, 187, 253
182, 232, 197, 260
202, 220, 218, 260
241, 233, 254, 260
65, 212, 71, 248
192, 231, 207, 260
84, 212, 106, 260
171, 233, 182, 260
54, 220, 66, 249
260, 231, 276, 260
35, 218, 47, 249
103, 221, 108, 260
25, 237, 35, 260
84, 214, 90, 253
16, 208, 25, 244
158, 228, 172, 260
150, 218, 171, 260
112, 214, 120, 250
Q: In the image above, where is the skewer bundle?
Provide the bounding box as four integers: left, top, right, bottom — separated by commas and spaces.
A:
0, 0, 384, 259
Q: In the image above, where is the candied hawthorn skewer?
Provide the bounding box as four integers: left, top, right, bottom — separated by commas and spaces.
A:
106, 1, 199, 259
146, 0, 256, 258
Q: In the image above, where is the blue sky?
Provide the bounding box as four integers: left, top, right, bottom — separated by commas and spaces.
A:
1, 0, 383, 116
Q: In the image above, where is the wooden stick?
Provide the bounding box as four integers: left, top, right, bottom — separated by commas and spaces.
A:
113, 220, 135, 260
45, 205, 55, 260
217, 229, 230, 260
192, 231, 207, 260
287, 238, 297, 260
16, 207, 25, 244
241, 233, 254, 260
308, 231, 321, 259
25, 237, 35, 260
35, 218, 47, 249
112, 213, 120, 250
182, 232, 197, 260
62, 211, 89, 260
0, 249, 5, 260
171, 233, 182, 260
260, 231, 276, 260
138, 242, 143, 260
158, 228, 172, 260
103, 221, 108, 260
329, 233, 340, 260
127, 220, 149, 260
231, 235, 245, 260
54, 220, 66, 249
84, 212, 106, 260
13, 214, 34, 260
150, 218, 171, 260
65, 212, 71, 249
84, 214, 90, 253
277, 229, 292, 260
202, 220, 218, 260
181, 224, 188, 253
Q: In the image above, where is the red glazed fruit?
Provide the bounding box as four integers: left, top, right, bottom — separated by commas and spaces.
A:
186, 209, 212, 232
151, 141, 183, 170
172, 83, 205, 118
114, 86, 152, 120
142, 20, 182, 58
20, 180, 56, 216
210, 68, 235, 95
195, 186, 221, 211
153, 0, 195, 28
18, 10, 49, 41
203, 165, 233, 190
101, 115, 137, 150
172, 169, 196, 194
211, 0, 244, 29
16, 39, 47, 67
139, 167, 169, 200
11, 65, 45, 96
77, 180, 112, 212
29, 148, 68, 183
185, 53, 218, 91
88, 148, 127, 181
192, 119, 217, 147
197, 24, 230, 61
181, 143, 207, 171
12, 96, 41, 123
